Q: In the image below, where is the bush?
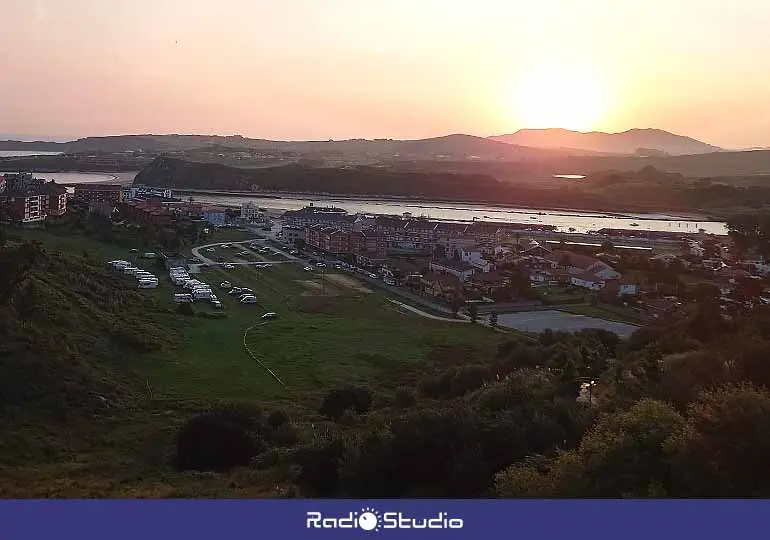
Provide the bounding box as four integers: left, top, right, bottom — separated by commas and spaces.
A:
175, 412, 264, 472
177, 303, 195, 316
267, 409, 291, 429
393, 387, 416, 409
319, 386, 373, 420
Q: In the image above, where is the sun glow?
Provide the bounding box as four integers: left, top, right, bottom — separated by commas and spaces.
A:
512, 64, 608, 132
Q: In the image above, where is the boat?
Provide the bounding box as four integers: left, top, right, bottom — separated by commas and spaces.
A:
530, 216, 538, 220
630, 222, 639, 227
568, 227, 576, 232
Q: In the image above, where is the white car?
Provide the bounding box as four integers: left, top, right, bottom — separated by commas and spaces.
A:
303, 266, 313, 271
240, 295, 257, 304
316, 262, 326, 268
224, 263, 235, 269
261, 312, 277, 320
212, 300, 223, 309
206, 248, 216, 252
220, 281, 232, 289
138, 280, 158, 289
368, 273, 378, 279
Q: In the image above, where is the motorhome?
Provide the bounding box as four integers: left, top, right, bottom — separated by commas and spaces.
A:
138, 280, 158, 289
173, 294, 193, 303
193, 289, 212, 300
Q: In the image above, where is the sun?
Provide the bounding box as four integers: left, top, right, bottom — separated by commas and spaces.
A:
511, 64, 607, 132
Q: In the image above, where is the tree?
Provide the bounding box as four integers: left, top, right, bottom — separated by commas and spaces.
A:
496, 400, 686, 497
601, 239, 615, 253
319, 386, 372, 420
469, 303, 478, 324
489, 311, 498, 328
668, 385, 770, 497
451, 298, 463, 317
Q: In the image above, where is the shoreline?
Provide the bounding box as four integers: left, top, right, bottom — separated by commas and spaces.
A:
174, 188, 720, 223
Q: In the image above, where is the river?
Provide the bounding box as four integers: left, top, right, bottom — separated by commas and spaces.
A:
0, 170, 728, 235
186, 192, 728, 235
0, 150, 63, 157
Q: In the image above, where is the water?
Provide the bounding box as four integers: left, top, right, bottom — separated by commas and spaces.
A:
186, 192, 728, 235
0, 150, 63, 157
0, 170, 728, 235
553, 174, 586, 179
0, 171, 118, 183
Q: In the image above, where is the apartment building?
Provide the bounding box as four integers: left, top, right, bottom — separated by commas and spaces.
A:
73, 184, 125, 205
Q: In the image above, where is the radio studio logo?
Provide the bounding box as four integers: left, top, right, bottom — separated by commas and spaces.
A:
306, 506, 464, 532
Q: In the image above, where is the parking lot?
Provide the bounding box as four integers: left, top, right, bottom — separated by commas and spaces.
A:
496, 310, 638, 338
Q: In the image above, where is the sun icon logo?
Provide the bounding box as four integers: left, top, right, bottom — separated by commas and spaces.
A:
357, 507, 382, 532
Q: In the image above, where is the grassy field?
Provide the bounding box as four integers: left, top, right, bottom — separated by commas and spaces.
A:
15, 227, 503, 410
139, 260, 500, 408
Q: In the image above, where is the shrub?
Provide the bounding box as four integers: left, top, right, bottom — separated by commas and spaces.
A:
319, 386, 373, 420
177, 303, 195, 316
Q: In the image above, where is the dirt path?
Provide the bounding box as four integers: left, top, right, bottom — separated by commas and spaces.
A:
389, 300, 468, 323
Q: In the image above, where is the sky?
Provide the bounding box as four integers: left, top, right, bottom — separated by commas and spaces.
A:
2, 0, 770, 148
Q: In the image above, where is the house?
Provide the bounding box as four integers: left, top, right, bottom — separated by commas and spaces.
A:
201, 207, 227, 227
569, 271, 606, 291
467, 271, 509, 296
606, 277, 639, 297
549, 250, 621, 280
459, 249, 494, 273
162, 252, 187, 270
528, 269, 556, 284
381, 259, 426, 283
429, 259, 476, 282
522, 240, 553, 258
73, 184, 125, 205
420, 272, 463, 301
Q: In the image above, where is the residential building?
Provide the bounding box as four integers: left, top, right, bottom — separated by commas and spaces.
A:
0, 190, 46, 223
569, 271, 606, 291
548, 250, 621, 280
467, 271, 509, 296
126, 185, 173, 200
606, 278, 639, 297
73, 184, 125, 205
201, 207, 227, 227
420, 272, 463, 301
241, 202, 262, 221
40, 181, 68, 216
281, 225, 305, 244
459, 249, 494, 272
282, 205, 352, 228
429, 259, 476, 282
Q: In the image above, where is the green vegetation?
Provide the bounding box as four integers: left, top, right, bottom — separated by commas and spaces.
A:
8, 221, 770, 498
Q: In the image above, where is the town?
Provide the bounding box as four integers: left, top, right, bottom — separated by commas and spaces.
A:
2, 171, 764, 334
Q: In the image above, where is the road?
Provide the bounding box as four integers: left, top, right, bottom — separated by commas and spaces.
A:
389, 300, 468, 323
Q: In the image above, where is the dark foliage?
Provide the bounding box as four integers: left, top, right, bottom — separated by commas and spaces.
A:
319, 386, 373, 420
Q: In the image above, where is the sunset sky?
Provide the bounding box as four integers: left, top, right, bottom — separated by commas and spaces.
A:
2, 0, 769, 148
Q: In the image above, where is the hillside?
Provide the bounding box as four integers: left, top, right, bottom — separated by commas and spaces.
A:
0, 133, 557, 162
134, 157, 508, 198
490, 128, 721, 156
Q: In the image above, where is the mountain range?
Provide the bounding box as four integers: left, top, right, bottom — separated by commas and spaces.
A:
489, 128, 722, 156
0, 129, 721, 159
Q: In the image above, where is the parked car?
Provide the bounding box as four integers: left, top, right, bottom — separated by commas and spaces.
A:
173, 293, 193, 303
224, 263, 235, 269
384, 278, 396, 286
368, 273, 378, 279
211, 300, 223, 309
289, 250, 298, 255
240, 295, 257, 304
138, 280, 158, 289
220, 281, 232, 289
129, 248, 138, 253
316, 262, 326, 268
206, 248, 215, 252
228, 287, 243, 296
303, 266, 313, 271
261, 312, 277, 320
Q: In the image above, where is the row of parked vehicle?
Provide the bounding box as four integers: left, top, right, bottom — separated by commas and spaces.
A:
107, 260, 159, 288
218, 280, 259, 305
169, 267, 223, 309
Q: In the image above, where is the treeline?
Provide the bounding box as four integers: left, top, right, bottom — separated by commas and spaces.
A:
136, 157, 770, 215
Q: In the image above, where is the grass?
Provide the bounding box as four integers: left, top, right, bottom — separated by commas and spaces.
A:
139, 261, 500, 408
2, 225, 507, 495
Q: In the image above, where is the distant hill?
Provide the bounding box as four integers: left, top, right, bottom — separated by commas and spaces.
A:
0, 133, 559, 162
489, 128, 722, 156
